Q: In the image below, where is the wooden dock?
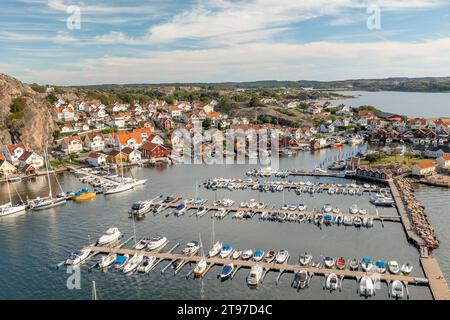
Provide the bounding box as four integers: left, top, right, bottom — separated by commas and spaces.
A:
84, 245, 429, 287
163, 201, 402, 223
420, 257, 450, 300
205, 178, 386, 194
67, 166, 120, 185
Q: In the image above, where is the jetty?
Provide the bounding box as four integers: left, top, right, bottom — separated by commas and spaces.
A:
162, 200, 401, 224
83, 245, 429, 289
67, 166, 120, 185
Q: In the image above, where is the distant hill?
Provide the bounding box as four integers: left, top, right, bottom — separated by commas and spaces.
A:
70, 77, 450, 92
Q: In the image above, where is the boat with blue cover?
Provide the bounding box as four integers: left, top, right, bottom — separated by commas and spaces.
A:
220, 263, 234, 280
253, 250, 265, 262
361, 257, 373, 272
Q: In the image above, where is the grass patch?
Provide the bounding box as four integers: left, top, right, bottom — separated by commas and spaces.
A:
360, 154, 432, 169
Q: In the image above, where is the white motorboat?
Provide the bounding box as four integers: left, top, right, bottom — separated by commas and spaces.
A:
182, 240, 201, 256
349, 204, 359, 214
193, 258, 208, 277
388, 260, 400, 274
242, 249, 253, 260
370, 193, 395, 206
247, 264, 263, 286
196, 206, 208, 217
65, 249, 91, 265
298, 204, 307, 211
98, 253, 117, 268
323, 204, 333, 213
114, 254, 130, 270
390, 280, 404, 299
137, 256, 157, 273
343, 215, 353, 226
359, 276, 375, 297
324, 256, 335, 268
299, 253, 313, 266
220, 263, 234, 280
104, 183, 134, 195
253, 250, 265, 262
215, 207, 227, 219
401, 263, 413, 275
122, 254, 144, 274
232, 250, 242, 260
147, 235, 168, 250
129, 201, 152, 215
135, 238, 151, 250
219, 244, 233, 259
358, 209, 368, 215
275, 250, 289, 264
174, 202, 187, 216
97, 227, 122, 245
325, 273, 339, 291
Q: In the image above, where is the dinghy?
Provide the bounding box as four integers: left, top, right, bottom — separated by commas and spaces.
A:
253, 250, 265, 262
135, 238, 150, 250
349, 258, 359, 270
375, 260, 386, 273
388, 261, 400, 274
325, 273, 339, 291
336, 257, 346, 270
349, 204, 359, 214
275, 250, 289, 264
242, 249, 253, 260
401, 263, 413, 275
324, 256, 335, 268
361, 257, 373, 272
299, 253, 313, 266
196, 206, 208, 217
390, 280, 404, 299
232, 250, 242, 260
292, 270, 309, 289
359, 275, 375, 297
264, 250, 276, 263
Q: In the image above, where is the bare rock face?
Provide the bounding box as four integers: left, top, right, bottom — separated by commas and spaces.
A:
0, 73, 54, 152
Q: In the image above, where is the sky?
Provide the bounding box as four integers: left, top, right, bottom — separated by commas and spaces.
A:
1, 0, 450, 85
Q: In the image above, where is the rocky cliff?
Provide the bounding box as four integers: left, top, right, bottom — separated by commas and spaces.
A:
0, 73, 55, 152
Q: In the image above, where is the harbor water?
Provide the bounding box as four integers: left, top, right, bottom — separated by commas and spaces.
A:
0, 144, 445, 300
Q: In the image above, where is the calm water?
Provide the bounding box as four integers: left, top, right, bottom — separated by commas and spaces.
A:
319, 91, 450, 118
0, 143, 443, 300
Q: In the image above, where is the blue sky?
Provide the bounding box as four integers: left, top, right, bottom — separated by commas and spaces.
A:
1, 0, 450, 85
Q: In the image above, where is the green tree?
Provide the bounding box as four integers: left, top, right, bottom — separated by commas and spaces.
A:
202, 118, 212, 130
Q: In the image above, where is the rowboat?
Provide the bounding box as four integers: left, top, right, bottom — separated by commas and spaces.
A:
349, 258, 359, 270
242, 249, 253, 260
401, 263, 413, 275
388, 261, 400, 274
264, 250, 276, 263
335, 257, 346, 270
275, 250, 289, 264
390, 280, 404, 299
324, 256, 335, 268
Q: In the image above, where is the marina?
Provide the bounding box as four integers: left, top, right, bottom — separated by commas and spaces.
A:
1, 144, 449, 300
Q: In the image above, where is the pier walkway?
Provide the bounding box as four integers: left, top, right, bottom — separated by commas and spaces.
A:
67, 166, 120, 185
164, 201, 401, 223
420, 257, 450, 300
84, 245, 428, 287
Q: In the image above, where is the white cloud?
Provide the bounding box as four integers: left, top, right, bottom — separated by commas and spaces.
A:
19, 37, 450, 85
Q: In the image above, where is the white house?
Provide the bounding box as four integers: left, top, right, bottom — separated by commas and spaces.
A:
121, 147, 142, 163
85, 133, 105, 151
18, 151, 44, 169
3, 144, 26, 165
437, 155, 450, 168
86, 152, 107, 167
61, 136, 83, 154
307, 105, 323, 114
411, 161, 436, 176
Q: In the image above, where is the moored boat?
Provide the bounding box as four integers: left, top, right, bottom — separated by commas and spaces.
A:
147, 235, 168, 251
137, 256, 157, 273
242, 249, 253, 260
219, 244, 233, 259
335, 257, 346, 270
324, 256, 335, 268
264, 250, 276, 263
98, 253, 117, 268
292, 270, 309, 289
401, 263, 413, 275
232, 250, 242, 260
122, 254, 144, 274
208, 241, 222, 257
72, 187, 96, 202
252, 250, 265, 262
388, 260, 400, 274
97, 227, 121, 245
299, 253, 313, 266
193, 258, 208, 277
349, 258, 359, 270
220, 263, 234, 280
65, 248, 91, 265
325, 273, 339, 291
390, 280, 404, 299
361, 257, 373, 272
275, 250, 289, 264
114, 254, 129, 270
247, 264, 263, 286
359, 275, 375, 297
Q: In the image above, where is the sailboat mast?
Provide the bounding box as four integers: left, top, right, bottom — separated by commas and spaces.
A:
45, 147, 53, 198
91, 280, 98, 300
5, 173, 12, 204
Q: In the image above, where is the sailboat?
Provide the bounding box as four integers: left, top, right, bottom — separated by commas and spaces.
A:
193, 233, 208, 277
28, 147, 67, 210
208, 216, 222, 257
0, 173, 26, 217
104, 144, 134, 195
